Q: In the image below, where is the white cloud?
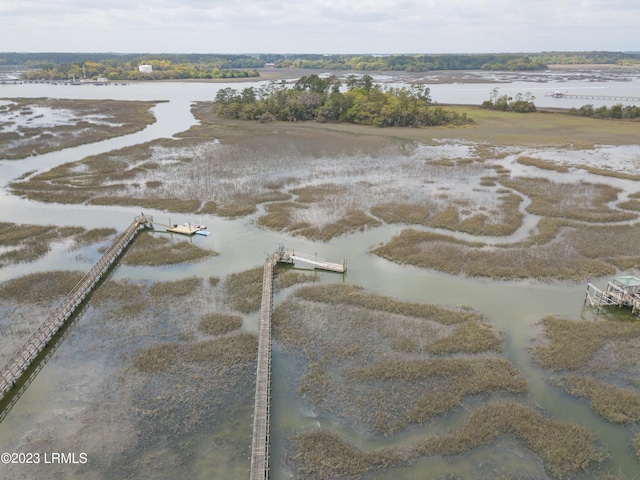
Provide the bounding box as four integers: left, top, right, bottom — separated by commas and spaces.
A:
0, 0, 637, 53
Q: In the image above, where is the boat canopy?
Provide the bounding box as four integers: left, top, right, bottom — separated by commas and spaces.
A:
613, 275, 640, 288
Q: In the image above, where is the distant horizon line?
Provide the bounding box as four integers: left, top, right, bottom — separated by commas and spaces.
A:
2, 50, 639, 56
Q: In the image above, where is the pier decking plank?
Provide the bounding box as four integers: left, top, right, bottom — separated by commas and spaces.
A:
0, 214, 153, 398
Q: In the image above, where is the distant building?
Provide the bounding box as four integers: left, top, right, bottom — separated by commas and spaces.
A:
139, 65, 153, 73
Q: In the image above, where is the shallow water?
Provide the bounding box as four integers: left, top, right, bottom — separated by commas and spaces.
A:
1, 73, 640, 479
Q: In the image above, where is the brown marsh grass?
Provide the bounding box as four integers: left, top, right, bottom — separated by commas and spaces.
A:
288, 401, 603, 480
371, 192, 523, 236
532, 315, 640, 428
372, 221, 640, 280
516, 156, 570, 172
347, 358, 528, 426
148, 277, 202, 298
274, 284, 516, 434
223, 266, 264, 313
0, 98, 158, 160
531, 315, 640, 371
292, 284, 483, 325
185, 333, 257, 364
0, 222, 117, 267
288, 430, 403, 480
412, 401, 604, 479
91, 278, 146, 305
553, 374, 640, 424
122, 231, 217, 266
197, 313, 243, 336
498, 177, 637, 223
0, 270, 84, 305
133, 343, 180, 373
274, 268, 319, 291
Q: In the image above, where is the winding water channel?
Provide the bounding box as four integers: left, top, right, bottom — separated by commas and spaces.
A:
1, 70, 640, 478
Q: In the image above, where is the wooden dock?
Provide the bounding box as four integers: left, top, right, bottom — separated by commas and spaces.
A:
275, 243, 346, 273
249, 244, 347, 478
250, 255, 275, 480
546, 92, 640, 102
585, 275, 640, 315
0, 214, 153, 400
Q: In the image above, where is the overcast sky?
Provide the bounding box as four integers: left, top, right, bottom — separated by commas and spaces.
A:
1, 0, 638, 54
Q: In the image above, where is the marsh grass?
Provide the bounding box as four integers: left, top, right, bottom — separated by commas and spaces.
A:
427, 320, 505, 354
288, 430, 403, 480
618, 199, 640, 212
348, 358, 528, 427
256, 201, 302, 231
412, 401, 604, 479
73, 227, 117, 248
274, 283, 515, 435
292, 209, 382, 241
90, 196, 202, 213
372, 192, 523, 236
197, 313, 243, 336
122, 232, 217, 266
516, 156, 570, 172
553, 374, 640, 424
133, 343, 180, 373
498, 177, 637, 223
185, 333, 257, 364
1, 98, 157, 160
274, 268, 319, 291
372, 227, 622, 281
532, 315, 640, 429
0, 270, 84, 305
0, 222, 117, 266
91, 278, 146, 305
293, 284, 483, 324
148, 277, 203, 298
223, 266, 264, 313
531, 315, 640, 371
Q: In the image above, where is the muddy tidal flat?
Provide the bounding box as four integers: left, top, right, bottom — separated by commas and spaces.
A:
1, 88, 640, 480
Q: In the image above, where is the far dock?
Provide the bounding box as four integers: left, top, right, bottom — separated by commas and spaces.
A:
274, 242, 346, 273
585, 275, 640, 315
547, 91, 640, 102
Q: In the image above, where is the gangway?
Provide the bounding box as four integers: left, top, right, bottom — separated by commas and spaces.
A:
275, 242, 346, 273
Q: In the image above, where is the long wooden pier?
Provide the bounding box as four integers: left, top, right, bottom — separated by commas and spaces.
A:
0, 214, 153, 400
249, 244, 345, 478
250, 254, 275, 480
546, 92, 640, 102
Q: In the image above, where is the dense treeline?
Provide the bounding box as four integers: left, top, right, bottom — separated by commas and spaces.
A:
272, 53, 547, 71
481, 88, 537, 112
568, 104, 640, 119
214, 74, 470, 127
262, 51, 639, 71
17, 58, 259, 81
4, 51, 639, 80
0, 52, 264, 69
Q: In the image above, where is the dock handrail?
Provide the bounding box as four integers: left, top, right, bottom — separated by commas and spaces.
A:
0, 215, 151, 398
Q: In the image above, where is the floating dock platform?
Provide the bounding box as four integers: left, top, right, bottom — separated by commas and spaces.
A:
162, 221, 209, 236
274, 242, 346, 273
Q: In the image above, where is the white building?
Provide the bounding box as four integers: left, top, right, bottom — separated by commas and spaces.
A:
138, 65, 153, 73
